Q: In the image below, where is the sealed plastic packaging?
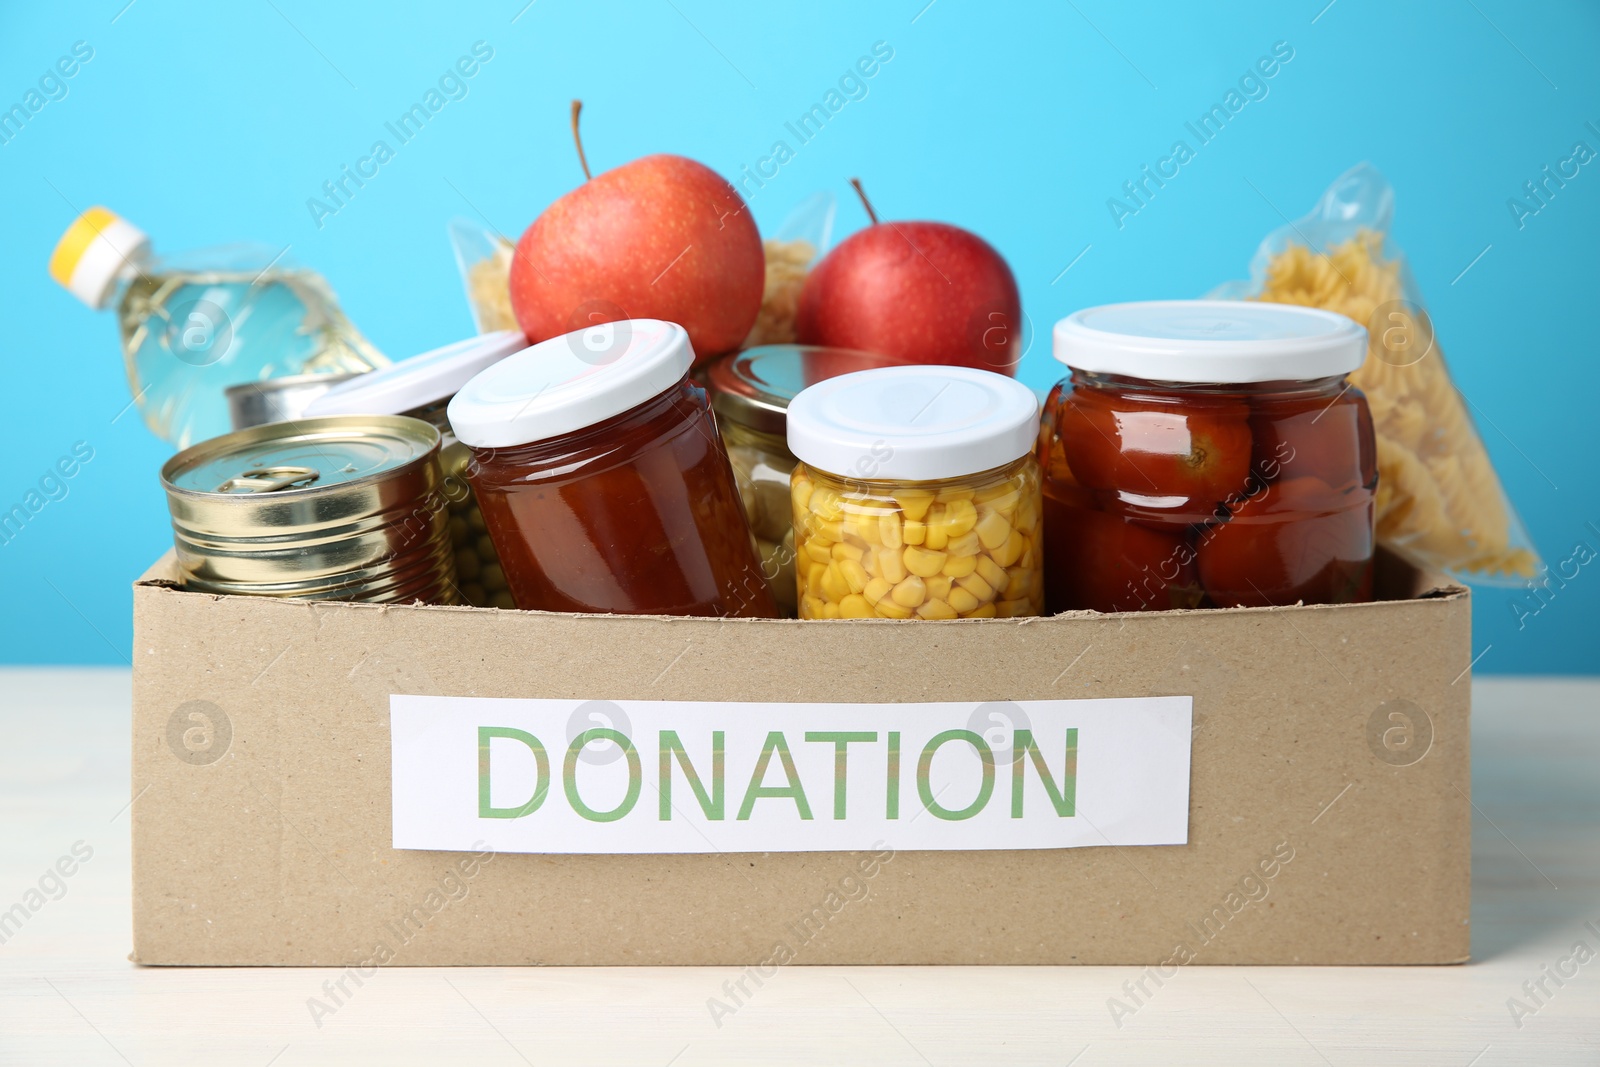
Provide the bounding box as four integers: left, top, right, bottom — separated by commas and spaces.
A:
306, 331, 527, 608
50, 207, 387, 449
448, 319, 776, 618
448, 218, 519, 334
787, 366, 1043, 620
1213, 163, 1539, 580
1042, 301, 1376, 612
700, 343, 916, 615
741, 192, 837, 349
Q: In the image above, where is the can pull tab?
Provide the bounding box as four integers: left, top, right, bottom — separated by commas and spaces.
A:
215, 465, 321, 494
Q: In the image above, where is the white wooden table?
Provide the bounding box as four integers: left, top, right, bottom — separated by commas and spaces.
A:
1, 669, 1595, 1065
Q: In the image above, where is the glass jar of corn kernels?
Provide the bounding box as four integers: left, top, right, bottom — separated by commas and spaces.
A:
786, 366, 1044, 620
306, 331, 527, 609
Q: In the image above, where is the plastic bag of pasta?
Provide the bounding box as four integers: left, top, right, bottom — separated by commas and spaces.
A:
448, 217, 518, 334
741, 190, 837, 348
1212, 163, 1539, 581
446, 190, 838, 348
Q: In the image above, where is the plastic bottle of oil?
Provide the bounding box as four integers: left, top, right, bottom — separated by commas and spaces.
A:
50, 207, 388, 449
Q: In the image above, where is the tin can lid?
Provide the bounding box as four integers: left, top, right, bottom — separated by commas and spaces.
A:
447, 319, 692, 449
304, 330, 527, 419
161, 415, 440, 498
787, 366, 1039, 482
226, 371, 372, 432
701, 344, 918, 437
224, 371, 367, 403
1053, 300, 1366, 383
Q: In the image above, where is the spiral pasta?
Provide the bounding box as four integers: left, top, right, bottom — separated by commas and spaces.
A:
467, 238, 519, 333
1253, 231, 1536, 578
742, 238, 816, 348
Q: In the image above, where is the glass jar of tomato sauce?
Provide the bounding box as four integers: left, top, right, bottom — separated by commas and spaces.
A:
699, 344, 919, 616
787, 366, 1044, 620
447, 318, 777, 618
1041, 301, 1376, 612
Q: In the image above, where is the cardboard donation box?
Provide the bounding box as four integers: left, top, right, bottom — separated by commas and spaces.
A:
130, 550, 1471, 966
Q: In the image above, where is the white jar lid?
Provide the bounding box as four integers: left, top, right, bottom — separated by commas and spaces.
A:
304, 330, 528, 418
448, 319, 693, 448
787, 366, 1039, 482
1053, 300, 1366, 383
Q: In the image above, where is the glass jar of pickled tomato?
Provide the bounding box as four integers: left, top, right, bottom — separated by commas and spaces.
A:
700, 344, 920, 616
447, 319, 777, 618
1041, 300, 1377, 612
786, 366, 1043, 620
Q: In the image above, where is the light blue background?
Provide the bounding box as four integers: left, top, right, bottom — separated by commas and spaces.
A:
1, 1, 1594, 673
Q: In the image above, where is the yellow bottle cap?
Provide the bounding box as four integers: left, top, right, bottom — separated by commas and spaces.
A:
49, 207, 149, 309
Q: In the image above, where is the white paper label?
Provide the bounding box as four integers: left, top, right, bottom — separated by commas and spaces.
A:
390, 695, 1192, 855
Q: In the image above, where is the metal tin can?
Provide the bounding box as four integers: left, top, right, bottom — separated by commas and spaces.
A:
224, 372, 369, 430
303, 332, 527, 610
159, 415, 460, 604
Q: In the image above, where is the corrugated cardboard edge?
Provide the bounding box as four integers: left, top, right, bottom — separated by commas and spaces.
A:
131, 550, 1471, 966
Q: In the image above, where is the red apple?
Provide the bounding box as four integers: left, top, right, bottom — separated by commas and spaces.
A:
794, 179, 1023, 374
509, 102, 763, 362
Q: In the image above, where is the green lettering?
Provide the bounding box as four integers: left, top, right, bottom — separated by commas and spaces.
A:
886, 731, 900, 819
804, 731, 877, 819
477, 726, 549, 819
917, 729, 995, 821
564, 729, 641, 822
737, 731, 813, 821
1010, 728, 1078, 817
659, 730, 725, 820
